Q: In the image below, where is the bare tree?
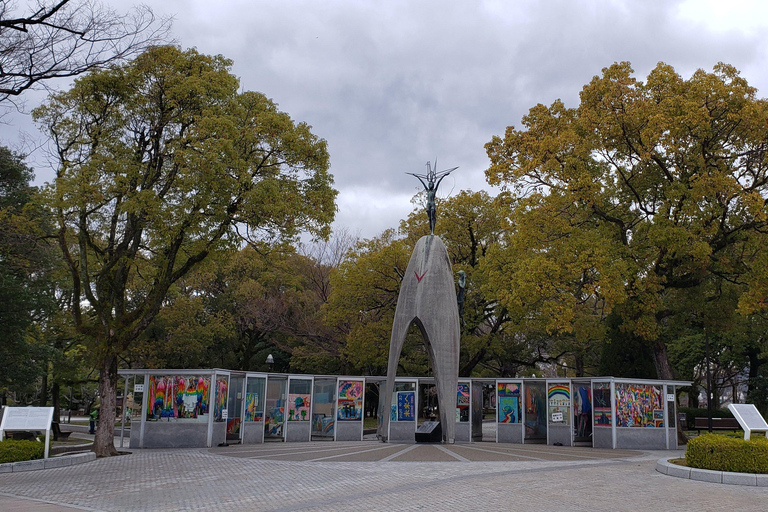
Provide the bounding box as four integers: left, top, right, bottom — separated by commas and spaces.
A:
0, 0, 170, 103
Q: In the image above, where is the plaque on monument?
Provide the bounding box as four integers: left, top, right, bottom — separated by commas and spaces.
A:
415, 421, 442, 443
727, 403, 768, 440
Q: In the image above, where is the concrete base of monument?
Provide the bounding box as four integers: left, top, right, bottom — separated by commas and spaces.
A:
415, 421, 442, 443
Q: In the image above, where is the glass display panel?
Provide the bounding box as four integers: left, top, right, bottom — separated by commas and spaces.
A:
573, 383, 592, 440
548, 382, 570, 426
128, 375, 144, 426
214, 376, 228, 422
244, 377, 266, 422
593, 382, 612, 427
312, 379, 336, 436
497, 382, 520, 424
265, 378, 286, 437
615, 383, 663, 427
524, 381, 547, 440
666, 385, 675, 428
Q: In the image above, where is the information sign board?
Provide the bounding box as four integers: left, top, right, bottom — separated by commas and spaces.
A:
0, 406, 53, 431
0, 407, 54, 458
728, 403, 768, 440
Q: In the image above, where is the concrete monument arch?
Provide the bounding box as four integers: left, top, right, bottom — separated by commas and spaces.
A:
378, 234, 460, 443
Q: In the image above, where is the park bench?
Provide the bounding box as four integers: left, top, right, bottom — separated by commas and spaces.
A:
693, 417, 740, 433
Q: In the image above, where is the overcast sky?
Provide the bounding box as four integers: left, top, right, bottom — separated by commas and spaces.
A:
4, 0, 768, 239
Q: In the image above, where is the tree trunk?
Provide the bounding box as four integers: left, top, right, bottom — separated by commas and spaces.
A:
747, 347, 763, 395
651, 341, 674, 380
93, 353, 119, 457
459, 348, 486, 377
40, 372, 48, 407
575, 354, 585, 377
52, 382, 60, 423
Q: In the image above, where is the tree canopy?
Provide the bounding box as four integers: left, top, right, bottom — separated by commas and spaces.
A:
485, 62, 768, 379
34, 45, 337, 455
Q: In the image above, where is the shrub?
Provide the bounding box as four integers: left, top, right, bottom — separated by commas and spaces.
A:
0, 439, 45, 464
686, 433, 768, 474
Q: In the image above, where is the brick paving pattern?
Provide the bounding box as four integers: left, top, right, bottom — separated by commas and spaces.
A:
1, 442, 766, 511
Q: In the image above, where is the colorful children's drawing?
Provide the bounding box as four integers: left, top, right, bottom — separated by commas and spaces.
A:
548, 383, 570, 424
397, 391, 415, 421
593, 383, 612, 427
337, 399, 362, 421
498, 382, 519, 397
615, 384, 662, 428
313, 413, 335, 434
337, 380, 363, 421
288, 393, 311, 421
457, 383, 470, 406
499, 396, 519, 423
338, 380, 363, 400
266, 404, 284, 437
244, 392, 259, 422
214, 377, 228, 422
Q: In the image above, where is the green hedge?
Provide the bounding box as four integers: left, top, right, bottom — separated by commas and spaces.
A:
0, 439, 45, 464
678, 407, 734, 428
686, 433, 768, 474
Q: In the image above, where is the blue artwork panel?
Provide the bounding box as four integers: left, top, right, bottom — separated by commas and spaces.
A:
397, 391, 415, 421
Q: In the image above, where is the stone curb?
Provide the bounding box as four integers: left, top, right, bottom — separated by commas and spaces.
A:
656, 458, 768, 487
0, 451, 96, 473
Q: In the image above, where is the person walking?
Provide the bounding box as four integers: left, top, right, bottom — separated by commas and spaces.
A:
89, 407, 98, 434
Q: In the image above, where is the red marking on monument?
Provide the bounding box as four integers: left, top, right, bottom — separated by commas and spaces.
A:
414, 270, 428, 283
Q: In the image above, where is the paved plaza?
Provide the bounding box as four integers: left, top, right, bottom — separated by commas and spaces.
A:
1, 441, 767, 511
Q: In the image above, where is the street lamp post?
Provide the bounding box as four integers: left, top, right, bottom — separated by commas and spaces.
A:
266, 354, 274, 372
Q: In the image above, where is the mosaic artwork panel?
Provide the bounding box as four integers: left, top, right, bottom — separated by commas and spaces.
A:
148, 375, 210, 420
615, 383, 663, 428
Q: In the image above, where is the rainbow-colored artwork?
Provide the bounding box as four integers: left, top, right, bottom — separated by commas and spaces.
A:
148, 375, 210, 420
244, 392, 260, 422
397, 391, 415, 421
214, 377, 228, 422
499, 396, 519, 423
287, 393, 311, 421
548, 383, 570, 424
547, 384, 570, 405
615, 384, 662, 428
